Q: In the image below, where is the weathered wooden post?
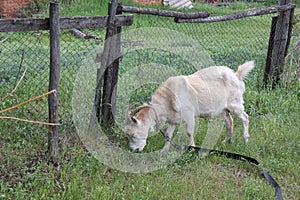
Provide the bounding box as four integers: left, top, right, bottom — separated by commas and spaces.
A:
48, 1, 60, 162
94, 0, 121, 128
264, 16, 278, 86
101, 1, 122, 128
264, 0, 294, 87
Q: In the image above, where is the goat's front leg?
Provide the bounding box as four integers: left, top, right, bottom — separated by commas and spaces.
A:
161, 124, 176, 152
186, 118, 195, 147
222, 110, 234, 143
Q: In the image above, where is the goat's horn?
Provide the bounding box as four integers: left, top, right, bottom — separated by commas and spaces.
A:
130, 105, 151, 116
126, 103, 138, 122
126, 103, 137, 114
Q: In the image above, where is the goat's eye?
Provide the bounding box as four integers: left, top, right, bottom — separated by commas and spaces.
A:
124, 130, 134, 138
124, 128, 130, 134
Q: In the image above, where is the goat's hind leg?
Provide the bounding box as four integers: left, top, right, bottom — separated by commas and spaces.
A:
234, 110, 250, 143
222, 110, 233, 144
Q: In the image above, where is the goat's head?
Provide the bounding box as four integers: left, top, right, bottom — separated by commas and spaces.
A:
124, 103, 155, 152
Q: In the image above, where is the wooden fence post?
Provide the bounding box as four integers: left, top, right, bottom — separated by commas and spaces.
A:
265, 0, 293, 87
48, 1, 60, 162
101, 1, 122, 128
94, 0, 121, 128
264, 16, 278, 86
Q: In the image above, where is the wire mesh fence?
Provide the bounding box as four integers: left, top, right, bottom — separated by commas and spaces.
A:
0, 1, 298, 149
1, 31, 50, 146
0, 30, 105, 148
122, 13, 273, 70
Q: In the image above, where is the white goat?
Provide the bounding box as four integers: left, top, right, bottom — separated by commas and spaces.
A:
125, 61, 254, 152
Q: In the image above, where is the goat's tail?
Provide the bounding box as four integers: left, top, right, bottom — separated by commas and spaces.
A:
236, 60, 255, 80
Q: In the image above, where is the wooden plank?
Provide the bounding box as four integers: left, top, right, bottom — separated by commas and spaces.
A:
48, 2, 60, 162
120, 5, 210, 19
0, 18, 49, 32
175, 3, 295, 23
0, 14, 133, 32
60, 14, 133, 29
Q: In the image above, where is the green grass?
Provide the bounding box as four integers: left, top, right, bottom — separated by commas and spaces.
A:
1, 1, 299, 200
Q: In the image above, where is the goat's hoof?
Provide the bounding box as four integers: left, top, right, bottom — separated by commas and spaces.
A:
222, 138, 232, 144
161, 146, 170, 153
244, 137, 249, 144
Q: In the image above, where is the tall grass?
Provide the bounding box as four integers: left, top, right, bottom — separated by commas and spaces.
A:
0, 1, 299, 200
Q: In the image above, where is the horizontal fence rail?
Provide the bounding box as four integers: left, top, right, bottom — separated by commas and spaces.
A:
0, 14, 133, 32
119, 5, 210, 19
175, 3, 295, 23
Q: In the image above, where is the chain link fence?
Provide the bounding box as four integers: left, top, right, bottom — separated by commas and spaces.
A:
0, 29, 105, 149
0, 1, 298, 149
1, 31, 50, 148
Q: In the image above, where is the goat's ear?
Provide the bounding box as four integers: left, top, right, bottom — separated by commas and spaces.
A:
131, 116, 138, 124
